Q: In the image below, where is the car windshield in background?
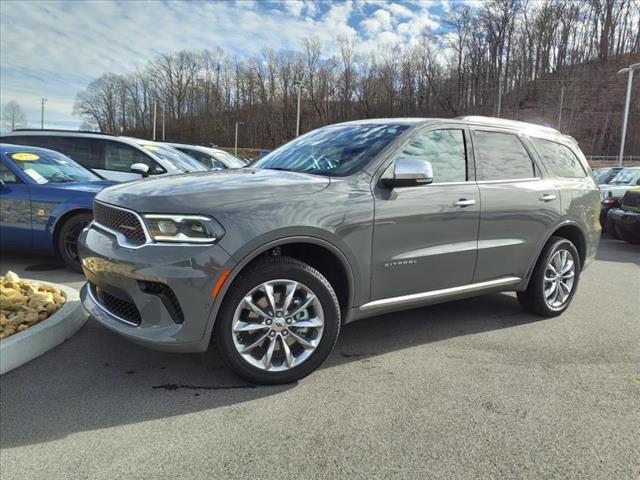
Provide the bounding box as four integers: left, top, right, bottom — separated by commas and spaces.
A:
215, 150, 246, 168
143, 144, 207, 172
593, 168, 611, 184
253, 124, 410, 176
610, 169, 640, 185
7, 150, 100, 184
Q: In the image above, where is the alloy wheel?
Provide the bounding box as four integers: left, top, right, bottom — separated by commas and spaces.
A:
543, 249, 575, 310
231, 279, 325, 372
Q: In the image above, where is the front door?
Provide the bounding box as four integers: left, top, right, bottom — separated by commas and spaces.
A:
371, 128, 480, 301
0, 161, 32, 249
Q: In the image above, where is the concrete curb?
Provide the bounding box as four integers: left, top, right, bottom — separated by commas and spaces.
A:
0, 281, 88, 375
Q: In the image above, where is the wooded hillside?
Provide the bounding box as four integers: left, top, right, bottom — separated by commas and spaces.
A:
74, 0, 640, 155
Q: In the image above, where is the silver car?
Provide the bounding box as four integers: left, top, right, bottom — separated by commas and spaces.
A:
0, 130, 206, 182
79, 116, 601, 384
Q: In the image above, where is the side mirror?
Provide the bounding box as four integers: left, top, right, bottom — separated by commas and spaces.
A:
130, 163, 150, 178
383, 158, 434, 188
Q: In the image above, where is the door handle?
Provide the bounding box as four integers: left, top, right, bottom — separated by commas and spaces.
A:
453, 199, 476, 207
539, 193, 557, 202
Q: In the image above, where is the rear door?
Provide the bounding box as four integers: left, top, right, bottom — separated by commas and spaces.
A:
471, 128, 561, 282
0, 159, 32, 248
371, 126, 480, 300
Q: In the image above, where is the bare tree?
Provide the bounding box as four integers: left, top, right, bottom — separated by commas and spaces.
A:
2, 100, 26, 131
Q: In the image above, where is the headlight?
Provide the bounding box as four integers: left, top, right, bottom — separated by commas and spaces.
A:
143, 214, 225, 244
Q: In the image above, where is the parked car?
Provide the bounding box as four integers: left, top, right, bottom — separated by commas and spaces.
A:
168, 143, 246, 170
0, 144, 112, 271
599, 167, 640, 231
78, 116, 600, 384
124, 139, 208, 174
0, 130, 202, 182
606, 187, 640, 245
593, 167, 623, 185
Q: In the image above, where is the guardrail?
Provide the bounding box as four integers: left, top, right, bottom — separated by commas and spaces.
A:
588, 156, 640, 168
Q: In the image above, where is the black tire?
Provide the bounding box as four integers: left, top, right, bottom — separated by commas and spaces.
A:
517, 236, 581, 317
214, 256, 341, 384
606, 215, 621, 239
56, 212, 92, 273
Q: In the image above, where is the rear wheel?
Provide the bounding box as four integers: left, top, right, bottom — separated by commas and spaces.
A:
56, 212, 92, 272
214, 256, 340, 384
517, 237, 581, 317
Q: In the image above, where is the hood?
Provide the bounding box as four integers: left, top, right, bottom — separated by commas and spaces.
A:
44, 180, 113, 193
96, 168, 330, 213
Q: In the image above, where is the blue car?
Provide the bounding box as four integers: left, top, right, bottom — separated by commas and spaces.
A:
0, 144, 112, 271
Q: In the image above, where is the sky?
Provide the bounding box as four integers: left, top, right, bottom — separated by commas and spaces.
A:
0, 0, 460, 130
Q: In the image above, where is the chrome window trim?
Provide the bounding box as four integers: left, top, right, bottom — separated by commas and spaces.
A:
360, 276, 521, 311
87, 283, 139, 327
475, 177, 541, 185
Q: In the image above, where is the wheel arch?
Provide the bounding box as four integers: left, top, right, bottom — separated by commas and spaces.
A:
208, 235, 357, 336
51, 208, 93, 254
521, 220, 587, 290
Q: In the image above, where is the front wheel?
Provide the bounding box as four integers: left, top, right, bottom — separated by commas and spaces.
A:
56, 212, 92, 272
517, 237, 581, 317
214, 256, 341, 384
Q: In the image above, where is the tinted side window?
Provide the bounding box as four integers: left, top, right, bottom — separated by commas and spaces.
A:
48, 137, 102, 169
530, 138, 586, 178
2, 136, 50, 149
104, 142, 162, 173
0, 161, 19, 183
473, 131, 534, 181
399, 129, 467, 183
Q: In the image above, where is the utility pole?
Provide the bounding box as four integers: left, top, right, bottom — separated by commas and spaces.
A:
235, 121, 244, 156
294, 79, 303, 136
152, 100, 157, 141
162, 105, 165, 141
617, 63, 640, 167
40, 97, 47, 129
496, 76, 503, 118
557, 83, 565, 130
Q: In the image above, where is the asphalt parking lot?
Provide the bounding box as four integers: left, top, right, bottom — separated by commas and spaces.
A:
0, 237, 638, 480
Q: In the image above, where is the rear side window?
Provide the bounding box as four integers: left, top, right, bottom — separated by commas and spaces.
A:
48, 137, 102, 169
530, 138, 586, 178
104, 142, 163, 173
399, 129, 467, 183
2, 135, 50, 149
473, 131, 535, 181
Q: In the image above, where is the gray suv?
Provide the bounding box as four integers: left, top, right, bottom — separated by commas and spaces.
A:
78, 116, 601, 384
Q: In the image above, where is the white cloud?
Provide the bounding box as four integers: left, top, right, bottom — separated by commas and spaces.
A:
0, 0, 442, 128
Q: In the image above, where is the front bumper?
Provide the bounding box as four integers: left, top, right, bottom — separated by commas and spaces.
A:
78, 224, 235, 352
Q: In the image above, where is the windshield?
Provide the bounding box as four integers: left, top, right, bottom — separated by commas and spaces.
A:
610, 169, 640, 185
253, 124, 410, 176
593, 168, 611, 184
141, 144, 207, 172
213, 150, 246, 168
6, 149, 100, 184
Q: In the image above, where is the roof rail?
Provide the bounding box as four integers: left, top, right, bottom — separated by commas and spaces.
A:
9, 128, 114, 136
457, 116, 561, 134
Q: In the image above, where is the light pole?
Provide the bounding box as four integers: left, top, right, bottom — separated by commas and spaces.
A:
617, 63, 640, 167
152, 100, 157, 141
162, 105, 165, 141
235, 121, 244, 156
294, 79, 303, 136
40, 97, 47, 129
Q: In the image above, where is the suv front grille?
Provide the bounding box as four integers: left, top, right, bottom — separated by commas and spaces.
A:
94, 201, 147, 245
92, 284, 142, 326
